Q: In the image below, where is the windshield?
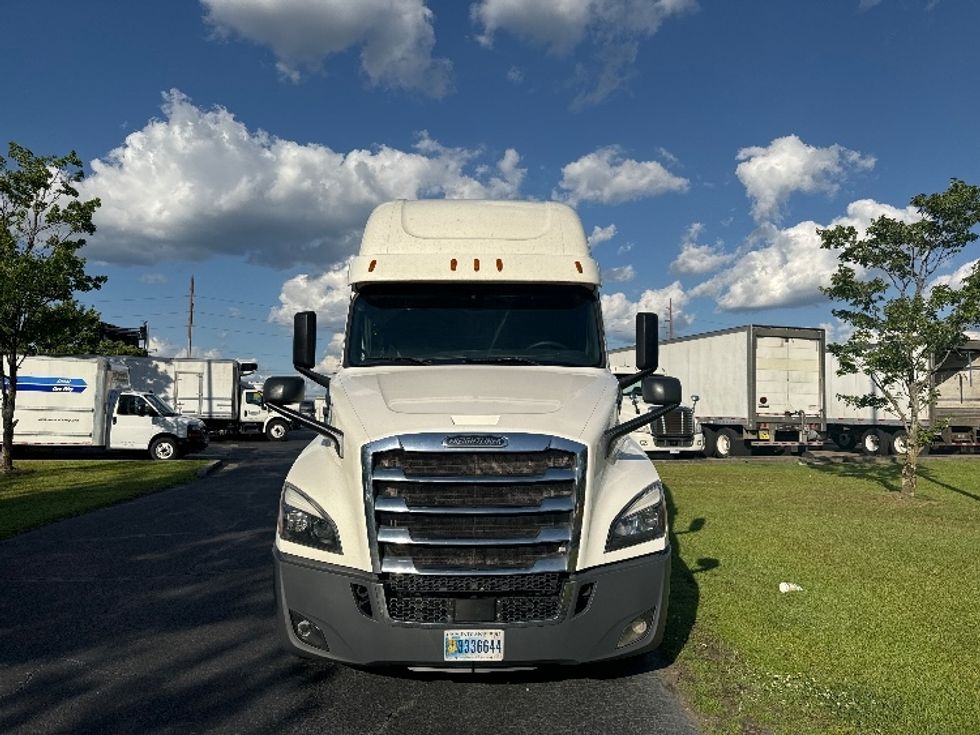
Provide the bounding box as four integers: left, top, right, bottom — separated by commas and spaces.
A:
346, 284, 605, 367
143, 393, 178, 417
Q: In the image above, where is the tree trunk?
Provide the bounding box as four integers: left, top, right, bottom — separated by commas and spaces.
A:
1, 353, 17, 473
902, 424, 919, 496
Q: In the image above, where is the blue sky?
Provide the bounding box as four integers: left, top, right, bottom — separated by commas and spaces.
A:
2, 0, 978, 378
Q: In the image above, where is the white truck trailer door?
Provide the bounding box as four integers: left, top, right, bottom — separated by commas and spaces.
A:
108, 394, 160, 450
756, 336, 821, 416
175, 372, 202, 416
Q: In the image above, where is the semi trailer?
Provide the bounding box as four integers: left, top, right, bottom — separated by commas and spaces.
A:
261, 199, 682, 668
826, 340, 980, 455
649, 325, 826, 457
4, 356, 208, 459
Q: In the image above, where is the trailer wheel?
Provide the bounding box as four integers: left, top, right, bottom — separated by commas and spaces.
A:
266, 419, 289, 442
891, 431, 930, 456
149, 436, 179, 461
833, 430, 857, 452
859, 428, 890, 456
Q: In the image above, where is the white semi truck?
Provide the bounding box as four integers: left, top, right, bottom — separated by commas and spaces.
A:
825, 340, 980, 455
608, 349, 704, 455
6, 356, 208, 459
261, 199, 682, 668
118, 357, 293, 441
652, 325, 826, 457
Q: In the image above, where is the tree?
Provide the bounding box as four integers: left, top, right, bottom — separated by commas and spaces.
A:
30, 300, 148, 357
819, 178, 980, 495
0, 142, 106, 472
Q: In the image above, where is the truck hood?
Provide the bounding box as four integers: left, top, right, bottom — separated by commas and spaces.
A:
334, 365, 618, 443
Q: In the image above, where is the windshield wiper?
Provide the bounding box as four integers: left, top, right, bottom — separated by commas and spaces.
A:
442, 356, 543, 366
367, 356, 434, 365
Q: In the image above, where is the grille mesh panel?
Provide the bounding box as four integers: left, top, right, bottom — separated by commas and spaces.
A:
376, 481, 573, 508
384, 544, 565, 571
650, 407, 694, 438
386, 573, 563, 596
373, 450, 575, 476
378, 512, 569, 540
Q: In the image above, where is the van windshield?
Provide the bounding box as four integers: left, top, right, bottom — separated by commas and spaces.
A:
346, 284, 605, 368
144, 393, 178, 417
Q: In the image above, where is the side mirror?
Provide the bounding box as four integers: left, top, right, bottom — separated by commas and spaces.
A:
294, 312, 317, 370
642, 375, 682, 405
635, 312, 659, 371
263, 376, 305, 406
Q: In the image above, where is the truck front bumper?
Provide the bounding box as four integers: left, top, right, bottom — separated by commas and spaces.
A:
273, 547, 670, 667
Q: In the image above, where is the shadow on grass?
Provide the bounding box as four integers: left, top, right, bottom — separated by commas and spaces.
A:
659, 484, 716, 668
917, 465, 980, 503
808, 458, 904, 493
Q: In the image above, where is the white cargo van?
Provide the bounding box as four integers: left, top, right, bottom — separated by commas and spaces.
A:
8, 356, 208, 459
262, 199, 683, 668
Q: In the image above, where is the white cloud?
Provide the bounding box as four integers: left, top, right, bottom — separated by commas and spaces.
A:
587, 223, 617, 247
735, 135, 875, 223
670, 222, 734, 275
269, 259, 352, 370
601, 281, 692, 344
80, 91, 526, 267
146, 335, 221, 360
471, 0, 697, 107
693, 199, 919, 311
506, 66, 524, 84
202, 0, 452, 96
858, 0, 882, 10
604, 265, 635, 283
139, 273, 168, 285
555, 146, 688, 205
617, 242, 633, 255
931, 258, 979, 291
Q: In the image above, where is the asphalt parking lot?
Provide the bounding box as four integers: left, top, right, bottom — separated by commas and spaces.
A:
0, 431, 700, 735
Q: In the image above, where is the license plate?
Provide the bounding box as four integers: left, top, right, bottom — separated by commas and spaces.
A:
443, 629, 504, 662
759, 430, 770, 440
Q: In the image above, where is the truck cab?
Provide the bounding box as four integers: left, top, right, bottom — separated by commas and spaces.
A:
264, 200, 681, 668
109, 391, 208, 459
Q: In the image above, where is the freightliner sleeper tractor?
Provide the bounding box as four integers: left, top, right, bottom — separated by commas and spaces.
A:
263, 200, 681, 669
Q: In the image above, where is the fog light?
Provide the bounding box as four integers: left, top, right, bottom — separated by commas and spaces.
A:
290, 611, 329, 651
617, 611, 654, 649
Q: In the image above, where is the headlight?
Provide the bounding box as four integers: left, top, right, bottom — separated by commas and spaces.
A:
278, 482, 342, 554
606, 480, 667, 552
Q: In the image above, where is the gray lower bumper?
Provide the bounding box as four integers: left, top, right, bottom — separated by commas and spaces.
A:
273, 547, 671, 667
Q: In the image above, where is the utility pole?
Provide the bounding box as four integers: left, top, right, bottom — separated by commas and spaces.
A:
187, 276, 195, 357
667, 298, 674, 340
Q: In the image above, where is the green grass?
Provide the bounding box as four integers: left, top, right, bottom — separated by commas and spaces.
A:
658, 459, 980, 735
0, 459, 210, 539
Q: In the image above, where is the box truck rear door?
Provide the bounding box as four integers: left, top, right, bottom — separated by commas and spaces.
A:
756, 336, 821, 416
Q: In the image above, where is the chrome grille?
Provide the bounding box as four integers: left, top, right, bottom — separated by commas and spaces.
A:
364, 434, 585, 624
650, 407, 695, 439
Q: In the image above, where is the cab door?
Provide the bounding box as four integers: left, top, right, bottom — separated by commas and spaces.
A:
109, 394, 159, 450
240, 389, 267, 424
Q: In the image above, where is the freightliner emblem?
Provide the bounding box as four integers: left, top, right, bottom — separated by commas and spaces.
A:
443, 435, 509, 449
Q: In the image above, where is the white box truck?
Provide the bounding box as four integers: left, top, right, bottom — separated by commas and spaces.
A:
826, 340, 980, 455
608, 348, 704, 455
655, 325, 826, 457
118, 357, 293, 441
7, 356, 208, 459
260, 199, 683, 668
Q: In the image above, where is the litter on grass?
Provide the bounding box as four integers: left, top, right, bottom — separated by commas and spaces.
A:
779, 582, 804, 593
